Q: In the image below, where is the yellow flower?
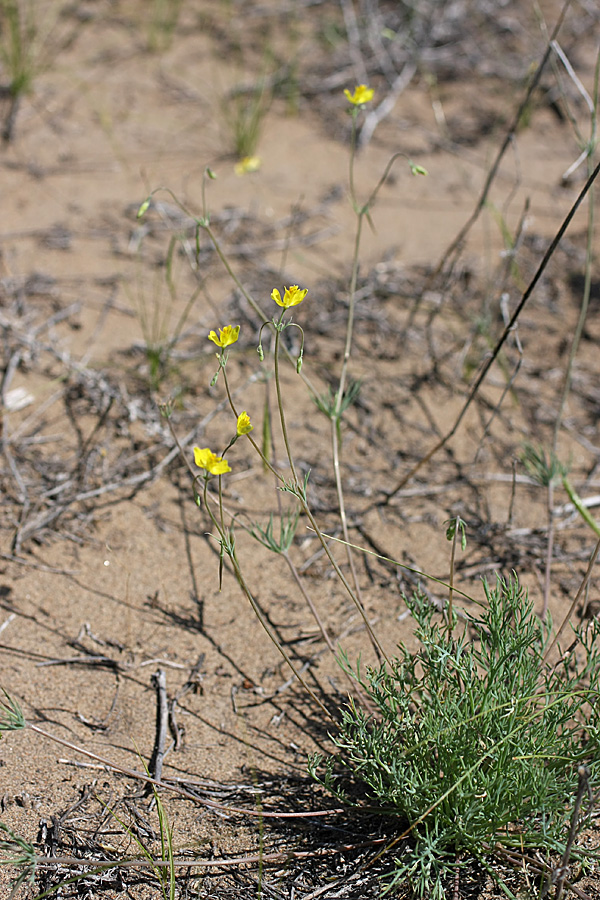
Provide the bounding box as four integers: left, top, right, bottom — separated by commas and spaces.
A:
344, 84, 374, 106
208, 325, 240, 348
193, 447, 231, 475
234, 156, 261, 176
236, 411, 253, 435
271, 285, 308, 308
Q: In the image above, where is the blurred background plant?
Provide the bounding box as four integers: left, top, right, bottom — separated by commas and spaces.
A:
0, 0, 75, 141
145, 0, 183, 53
131, 232, 202, 394
222, 69, 272, 166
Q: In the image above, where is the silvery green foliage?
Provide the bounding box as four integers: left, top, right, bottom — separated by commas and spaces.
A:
312, 577, 600, 898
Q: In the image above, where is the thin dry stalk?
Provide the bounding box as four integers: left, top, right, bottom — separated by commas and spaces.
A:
553, 765, 592, 900
385, 157, 600, 503
425, 0, 574, 289
543, 535, 600, 662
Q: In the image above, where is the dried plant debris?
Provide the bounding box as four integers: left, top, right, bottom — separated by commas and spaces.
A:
200, 0, 600, 146
0, 293, 174, 552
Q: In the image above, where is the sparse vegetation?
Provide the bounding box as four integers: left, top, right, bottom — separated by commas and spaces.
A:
0, 2, 599, 899
312, 577, 600, 898
0, 0, 74, 141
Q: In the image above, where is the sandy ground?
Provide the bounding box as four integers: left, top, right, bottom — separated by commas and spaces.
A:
1, 1, 600, 897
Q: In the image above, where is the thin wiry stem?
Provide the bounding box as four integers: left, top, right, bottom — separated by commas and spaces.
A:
273, 320, 300, 490
554, 765, 591, 900
541, 479, 555, 622
447, 527, 457, 635
543, 535, 600, 663
552, 47, 599, 454
329, 139, 417, 654
385, 157, 600, 503
282, 550, 336, 655
201, 465, 334, 721
222, 361, 387, 663
424, 0, 573, 288
329, 214, 366, 633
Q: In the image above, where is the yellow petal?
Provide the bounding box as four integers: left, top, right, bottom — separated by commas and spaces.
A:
220, 325, 240, 347
234, 156, 262, 176
345, 84, 374, 105
236, 411, 253, 435
282, 285, 308, 307
194, 447, 211, 468
193, 447, 231, 474
272, 285, 308, 308
208, 325, 240, 348
209, 457, 232, 475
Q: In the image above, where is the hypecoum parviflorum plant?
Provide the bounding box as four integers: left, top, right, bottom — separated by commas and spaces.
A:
160, 310, 332, 719
193, 291, 600, 899
181, 271, 386, 685
133, 84, 600, 898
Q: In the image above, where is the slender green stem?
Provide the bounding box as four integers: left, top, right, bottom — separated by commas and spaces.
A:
299, 504, 389, 665
330, 212, 365, 602
281, 550, 336, 654
273, 321, 300, 488
200, 474, 334, 721
271, 319, 388, 664
205, 223, 266, 324
348, 108, 358, 211
279, 548, 372, 707
221, 366, 283, 484
562, 474, 600, 537
330, 420, 364, 610
541, 479, 555, 622
329, 147, 411, 641
218, 477, 225, 533
447, 528, 457, 635
217, 476, 226, 590
313, 530, 479, 606
334, 215, 363, 418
